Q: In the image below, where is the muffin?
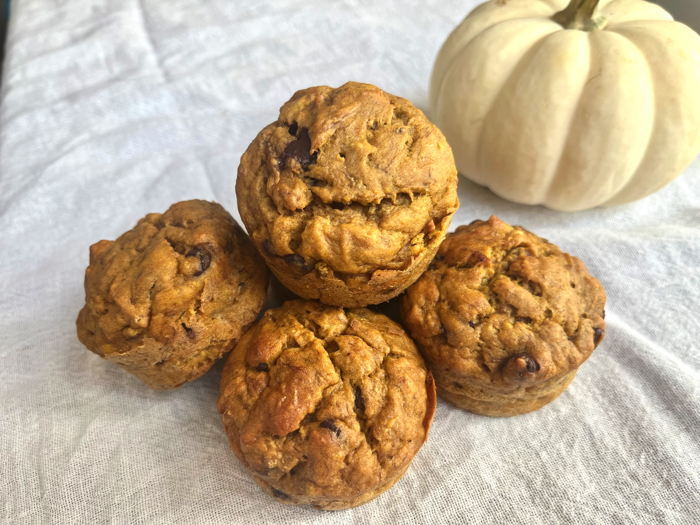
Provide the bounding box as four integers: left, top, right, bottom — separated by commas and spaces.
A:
217, 300, 436, 510
236, 82, 459, 307
76, 200, 269, 390
400, 216, 606, 417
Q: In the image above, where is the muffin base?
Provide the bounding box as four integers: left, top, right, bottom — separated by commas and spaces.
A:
249, 462, 411, 510
434, 368, 578, 417
257, 215, 452, 308
77, 307, 255, 390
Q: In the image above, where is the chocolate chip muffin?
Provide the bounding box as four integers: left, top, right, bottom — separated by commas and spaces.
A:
236, 82, 459, 307
400, 216, 606, 417
217, 300, 436, 510
76, 200, 269, 390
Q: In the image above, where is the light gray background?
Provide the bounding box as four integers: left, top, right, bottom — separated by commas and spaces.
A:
656, 0, 700, 32
1, 1, 699, 523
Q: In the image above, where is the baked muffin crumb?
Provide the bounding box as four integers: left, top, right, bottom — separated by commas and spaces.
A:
400, 216, 606, 416
218, 300, 435, 509
237, 82, 459, 307
76, 200, 269, 389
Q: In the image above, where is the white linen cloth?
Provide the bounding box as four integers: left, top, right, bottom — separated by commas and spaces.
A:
1, 1, 699, 523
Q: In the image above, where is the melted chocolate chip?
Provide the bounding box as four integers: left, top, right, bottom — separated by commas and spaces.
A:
257, 363, 269, 372
308, 150, 318, 165
186, 246, 212, 276
503, 354, 540, 381
262, 239, 277, 257
279, 127, 318, 170
525, 356, 540, 373
330, 202, 345, 211
353, 385, 365, 412
181, 323, 193, 334
594, 328, 604, 346
271, 488, 290, 500
468, 321, 476, 329
320, 419, 341, 437
283, 253, 313, 273
288, 122, 298, 136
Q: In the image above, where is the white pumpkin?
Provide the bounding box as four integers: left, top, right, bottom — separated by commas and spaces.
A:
430, 0, 700, 211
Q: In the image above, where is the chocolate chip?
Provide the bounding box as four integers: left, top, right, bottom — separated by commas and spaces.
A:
353, 385, 365, 412
271, 488, 290, 500
525, 356, 539, 373
257, 363, 269, 372
330, 202, 345, 211
279, 127, 317, 171
181, 323, 193, 334
308, 150, 318, 166
283, 253, 312, 273
186, 246, 212, 276
594, 328, 604, 346
320, 419, 341, 437
288, 122, 298, 136
262, 239, 277, 257
503, 354, 540, 381
468, 321, 476, 329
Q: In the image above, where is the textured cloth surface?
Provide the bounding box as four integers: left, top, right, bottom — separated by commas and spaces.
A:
1, 1, 699, 523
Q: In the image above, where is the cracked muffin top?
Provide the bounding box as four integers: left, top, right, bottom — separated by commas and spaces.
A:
217, 300, 436, 507
76, 200, 269, 389
400, 216, 606, 386
236, 82, 459, 306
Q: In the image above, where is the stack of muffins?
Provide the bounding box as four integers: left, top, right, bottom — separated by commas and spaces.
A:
76, 82, 606, 510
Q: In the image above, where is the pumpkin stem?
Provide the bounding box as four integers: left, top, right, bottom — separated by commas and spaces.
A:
552, 0, 607, 31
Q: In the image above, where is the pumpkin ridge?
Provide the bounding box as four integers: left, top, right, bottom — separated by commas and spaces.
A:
596, 28, 657, 207
430, 6, 560, 116
478, 30, 591, 201
474, 32, 556, 186
600, 24, 681, 207
540, 32, 596, 206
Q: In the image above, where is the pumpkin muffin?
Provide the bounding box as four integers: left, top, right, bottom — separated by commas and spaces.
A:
217, 300, 436, 510
76, 200, 269, 390
236, 82, 459, 307
400, 216, 606, 417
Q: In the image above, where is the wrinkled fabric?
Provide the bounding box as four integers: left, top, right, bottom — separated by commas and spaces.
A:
1, 1, 699, 523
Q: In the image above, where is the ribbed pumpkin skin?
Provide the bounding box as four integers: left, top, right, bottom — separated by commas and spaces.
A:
430, 0, 700, 211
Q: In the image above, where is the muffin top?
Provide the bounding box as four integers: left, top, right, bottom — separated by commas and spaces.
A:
218, 300, 435, 504
236, 81, 459, 277
401, 216, 606, 385
77, 200, 269, 387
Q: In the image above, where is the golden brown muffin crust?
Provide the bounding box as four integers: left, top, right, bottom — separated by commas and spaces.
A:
218, 300, 435, 509
400, 216, 606, 416
76, 200, 269, 390
236, 82, 459, 307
